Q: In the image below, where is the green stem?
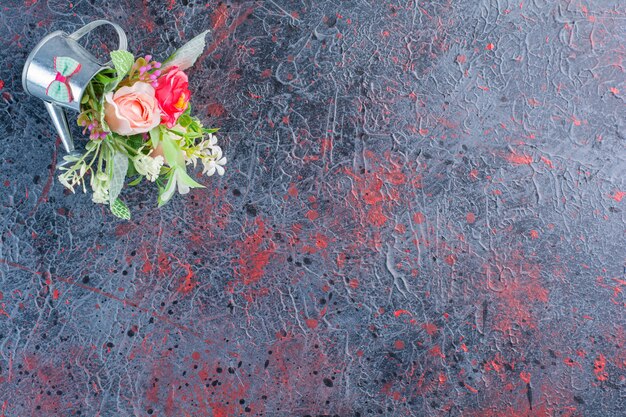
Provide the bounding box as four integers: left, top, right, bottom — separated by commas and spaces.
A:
97, 143, 105, 173
111, 136, 140, 156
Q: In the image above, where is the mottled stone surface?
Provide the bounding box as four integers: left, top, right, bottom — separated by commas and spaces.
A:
0, 1, 625, 416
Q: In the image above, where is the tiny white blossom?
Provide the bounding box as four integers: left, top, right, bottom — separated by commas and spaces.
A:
159, 168, 191, 203
201, 145, 227, 177
184, 134, 226, 177
58, 174, 76, 192
134, 153, 165, 182
204, 134, 218, 147
90, 171, 110, 204
92, 186, 109, 204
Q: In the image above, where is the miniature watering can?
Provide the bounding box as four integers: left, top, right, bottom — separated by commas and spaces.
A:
22, 20, 127, 156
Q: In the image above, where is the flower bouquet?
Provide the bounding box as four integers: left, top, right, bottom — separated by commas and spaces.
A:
57, 31, 225, 219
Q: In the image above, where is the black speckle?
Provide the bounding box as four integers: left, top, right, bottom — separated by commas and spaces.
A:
245, 204, 257, 217
323, 378, 333, 387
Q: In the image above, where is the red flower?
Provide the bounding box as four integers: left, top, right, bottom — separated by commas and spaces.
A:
154, 67, 190, 128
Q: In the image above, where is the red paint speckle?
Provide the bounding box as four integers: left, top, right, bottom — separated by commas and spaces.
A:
305, 210, 319, 221
540, 156, 553, 168
233, 218, 276, 285
305, 318, 318, 329
314, 233, 329, 249
506, 152, 533, 165
486, 43, 495, 50
394, 309, 412, 317
422, 323, 439, 336
207, 102, 226, 117
466, 212, 476, 223
609, 191, 625, 202
429, 345, 445, 358
211, 2, 229, 30
287, 183, 298, 198
594, 354, 608, 381
445, 255, 457, 266
520, 371, 531, 384
367, 205, 388, 227
413, 212, 426, 224
438, 373, 447, 385
394, 340, 405, 350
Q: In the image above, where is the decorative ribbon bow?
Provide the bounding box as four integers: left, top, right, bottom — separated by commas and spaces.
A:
45, 56, 82, 103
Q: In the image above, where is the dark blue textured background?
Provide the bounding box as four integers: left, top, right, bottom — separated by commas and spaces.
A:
0, 1, 625, 416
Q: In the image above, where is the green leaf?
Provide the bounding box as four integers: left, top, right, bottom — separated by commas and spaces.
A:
127, 134, 144, 150
149, 127, 161, 149
163, 30, 209, 71
127, 160, 138, 177
85, 140, 98, 151
63, 154, 81, 163
108, 151, 128, 204
99, 107, 110, 133
128, 176, 142, 186
176, 168, 204, 188
110, 198, 131, 220
110, 50, 135, 81
161, 135, 184, 167
178, 114, 192, 128
157, 172, 175, 207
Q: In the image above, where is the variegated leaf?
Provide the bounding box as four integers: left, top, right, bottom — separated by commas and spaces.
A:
162, 30, 209, 71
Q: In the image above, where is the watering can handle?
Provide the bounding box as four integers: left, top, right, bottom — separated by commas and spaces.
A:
68, 20, 128, 54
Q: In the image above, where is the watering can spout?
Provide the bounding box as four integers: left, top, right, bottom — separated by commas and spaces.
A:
44, 101, 74, 153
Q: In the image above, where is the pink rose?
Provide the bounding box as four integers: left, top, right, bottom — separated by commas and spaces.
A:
104, 82, 161, 135
154, 67, 190, 128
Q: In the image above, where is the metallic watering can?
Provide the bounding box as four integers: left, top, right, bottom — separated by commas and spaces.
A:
22, 20, 127, 156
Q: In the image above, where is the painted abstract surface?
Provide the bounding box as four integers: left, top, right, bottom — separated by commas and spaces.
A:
0, 1, 625, 416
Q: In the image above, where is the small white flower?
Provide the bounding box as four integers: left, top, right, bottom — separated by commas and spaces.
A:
201, 145, 227, 177
204, 134, 218, 147
58, 174, 76, 192
184, 134, 226, 176
92, 186, 109, 204
58, 160, 90, 193
90, 171, 110, 204
159, 168, 192, 204
134, 153, 164, 182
